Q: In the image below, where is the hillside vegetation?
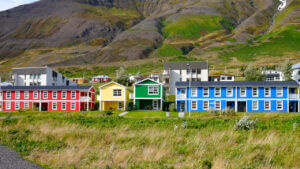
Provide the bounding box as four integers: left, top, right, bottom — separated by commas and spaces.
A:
0, 112, 299, 168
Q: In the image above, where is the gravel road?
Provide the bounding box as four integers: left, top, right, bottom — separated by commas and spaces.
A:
0, 145, 43, 169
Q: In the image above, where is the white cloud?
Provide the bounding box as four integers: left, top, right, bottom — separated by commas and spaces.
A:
0, 0, 39, 12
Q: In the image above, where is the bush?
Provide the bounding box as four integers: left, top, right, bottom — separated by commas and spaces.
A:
102, 111, 113, 116
126, 102, 134, 111
220, 108, 236, 116
235, 115, 258, 130
208, 108, 219, 116
168, 103, 176, 112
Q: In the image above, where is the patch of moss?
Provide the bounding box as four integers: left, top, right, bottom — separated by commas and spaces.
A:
155, 44, 182, 57
88, 38, 107, 46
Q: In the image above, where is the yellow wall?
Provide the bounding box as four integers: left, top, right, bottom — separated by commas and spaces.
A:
101, 101, 127, 111
99, 82, 132, 102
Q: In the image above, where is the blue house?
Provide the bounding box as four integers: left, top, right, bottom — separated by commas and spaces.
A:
175, 81, 300, 113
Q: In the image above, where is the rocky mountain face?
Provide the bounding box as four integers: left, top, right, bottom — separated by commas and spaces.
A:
0, 0, 298, 68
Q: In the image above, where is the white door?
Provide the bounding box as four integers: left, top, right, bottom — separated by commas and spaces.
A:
153, 100, 159, 110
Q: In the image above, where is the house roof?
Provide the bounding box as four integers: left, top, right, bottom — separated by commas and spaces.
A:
12, 67, 48, 74
164, 61, 208, 70
0, 85, 93, 90
292, 63, 300, 69
133, 78, 162, 86
175, 81, 299, 87
99, 81, 131, 91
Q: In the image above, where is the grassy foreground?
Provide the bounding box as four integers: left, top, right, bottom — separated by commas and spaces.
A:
0, 111, 299, 168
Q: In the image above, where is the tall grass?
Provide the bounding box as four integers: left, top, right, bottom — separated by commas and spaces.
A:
0, 112, 299, 168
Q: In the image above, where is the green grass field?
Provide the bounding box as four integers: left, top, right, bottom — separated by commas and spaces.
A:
0, 111, 299, 168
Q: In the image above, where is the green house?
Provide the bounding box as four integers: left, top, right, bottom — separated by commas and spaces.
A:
133, 78, 166, 110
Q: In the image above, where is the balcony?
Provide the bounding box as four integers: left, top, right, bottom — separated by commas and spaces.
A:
289, 94, 298, 100
176, 94, 186, 100
80, 96, 92, 102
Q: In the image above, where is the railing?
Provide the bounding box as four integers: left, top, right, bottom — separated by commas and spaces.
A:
176, 94, 186, 100
80, 96, 92, 102
289, 94, 298, 99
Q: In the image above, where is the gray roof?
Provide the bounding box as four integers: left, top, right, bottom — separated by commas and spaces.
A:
0, 86, 93, 90
292, 63, 300, 69
176, 81, 299, 87
12, 67, 48, 75
164, 61, 208, 70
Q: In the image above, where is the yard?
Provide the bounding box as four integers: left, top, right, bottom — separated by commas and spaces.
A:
0, 111, 299, 168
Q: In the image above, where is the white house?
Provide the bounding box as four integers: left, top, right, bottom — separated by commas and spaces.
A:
292, 63, 300, 83
162, 61, 209, 94
209, 74, 235, 82
12, 66, 76, 86
263, 70, 284, 81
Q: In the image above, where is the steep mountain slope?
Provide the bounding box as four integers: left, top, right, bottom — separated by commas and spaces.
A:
0, 0, 299, 78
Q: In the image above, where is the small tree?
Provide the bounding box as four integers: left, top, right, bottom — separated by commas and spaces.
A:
116, 67, 129, 86
244, 63, 265, 81
280, 59, 292, 81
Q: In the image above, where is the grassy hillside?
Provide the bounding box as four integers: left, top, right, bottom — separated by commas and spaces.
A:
0, 112, 299, 168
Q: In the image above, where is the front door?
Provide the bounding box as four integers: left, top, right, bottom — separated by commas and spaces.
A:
153, 100, 159, 110
180, 102, 185, 112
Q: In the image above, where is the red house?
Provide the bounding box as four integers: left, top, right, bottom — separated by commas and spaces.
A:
91, 75, 112, 83
0, 86, 95, 111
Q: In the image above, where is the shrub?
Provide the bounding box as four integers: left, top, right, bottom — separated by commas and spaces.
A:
235, 115, 258, 130
208, 108, 219, 116
168, 103, 176, 112
202, 159, 212, 169
220, 108, 236, 116
102, 111, 113, 116
126, 102, 134, 111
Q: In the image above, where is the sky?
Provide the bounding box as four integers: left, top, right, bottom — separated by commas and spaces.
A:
0, 0, 39, 12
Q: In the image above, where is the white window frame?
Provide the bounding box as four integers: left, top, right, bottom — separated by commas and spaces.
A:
71, 91, 76, 99
24, 102, 29, 109
276, 87, 283, 97
191, 100, 197, 110
52, 102, 57, 110
62, 91, 67, 99
24, 91, 29, 99
113, 89, 122, 97
6, 91, 11, 99
148, 86, 159, 95
61, 102, 66, 110
15, 102, 20, 110
6, 102, 11, 110
15, 91, 20, 99
252, 87, 258, 97
264, 87, 271, 97
240, 87, 246, 97
215, 88, 221, 97
179, 88, 186, 95
227, 87, 233, 97
71, 102, 76, 110
52, 91, 57, 99
264, 101, 271, 110
33, 91, 38, 99
191, 88, 197, 97
43, 91, 48, 99
252, 100, 258, 110
203, 88, 209, 97
203, 101, 209, 110
277, 100, 283, 110
215, 101, 221, 110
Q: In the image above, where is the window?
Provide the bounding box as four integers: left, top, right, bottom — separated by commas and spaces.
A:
277, 101, 283, 110
62, 91, 67, 99
228, 77, 232, 80
53, 91, 57, 99
197, 69, 201, 74
61, 102, 66, 110
33, 91, 38, 99
187, 69, 190, 75
252, 87, 258, 97
43, 91, 48, 99
227, 87, 233, 97
113, 89, 122, 96
118, 102, 123, 110
191, 88, 197, 97
215, 88, 221, 97
265, 87, 270, 97
203, 101, 209, 110
191, 101, 197, 110
148, 86, 159, 95
6, 102, 11, 110
276, 87, 283, 97
24, 102, 29, 109
15, 91, 20, 99
240, 87, 246, 97
24, 91, 29, 99
71, 91, 76, 99
203, 88, 209, 97
215, 101, 221, 110
179, 89, 186, 95
52, 102, 57, 110
71, 102, 76, 110
6, 91, 11, 99
252, 101, 258, 110
15, 102, 20, 110
264, 101, 270, 110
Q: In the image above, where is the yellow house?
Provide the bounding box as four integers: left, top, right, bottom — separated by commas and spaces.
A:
98, 81, 132, 111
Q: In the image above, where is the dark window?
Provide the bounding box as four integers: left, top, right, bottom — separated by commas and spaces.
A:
52, 71, 58, 81
228, 77, 232, 80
